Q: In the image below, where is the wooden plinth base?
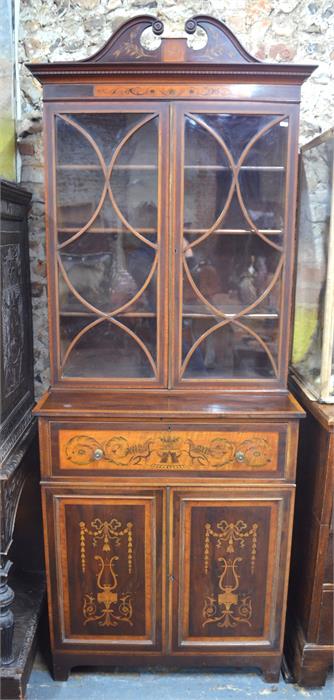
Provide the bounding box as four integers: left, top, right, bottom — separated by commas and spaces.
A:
284, 618, 333, 687
0, 572, 45, 700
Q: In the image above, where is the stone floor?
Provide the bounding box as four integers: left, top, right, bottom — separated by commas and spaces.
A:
26, 652, 333, 700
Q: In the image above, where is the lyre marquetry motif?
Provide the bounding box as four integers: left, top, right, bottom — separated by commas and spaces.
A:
202, 557, 252, 629
80, 517, 134, 628
203, 519, 258, 630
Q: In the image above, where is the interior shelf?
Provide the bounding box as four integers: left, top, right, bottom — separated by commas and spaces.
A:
60, 310, 278, 319
56, 164, 285, 172
183, 312, 279, 319
184, 165, 285, 171
56, 164, 157, 170
60, 311, 156, 317
58, 227, 157, 234
183, 228, 283, 235
57, 227, 281, 235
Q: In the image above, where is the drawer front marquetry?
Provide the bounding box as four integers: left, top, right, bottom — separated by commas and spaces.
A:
55, 427, 282, 475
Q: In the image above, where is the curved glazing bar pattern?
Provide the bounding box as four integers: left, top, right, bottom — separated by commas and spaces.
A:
55, 112, 160, 378
181, 113, 288, 379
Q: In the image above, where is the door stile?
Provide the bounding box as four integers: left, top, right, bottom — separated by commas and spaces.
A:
169, 102, 184, 389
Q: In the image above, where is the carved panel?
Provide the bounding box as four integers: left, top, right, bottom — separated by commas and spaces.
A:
172, 490, 291, 650
51, 491, 162, 648
0, 465, 27, 553
0, 181, 34, 461
58, 429, 279, 473
1, 244, 24, 399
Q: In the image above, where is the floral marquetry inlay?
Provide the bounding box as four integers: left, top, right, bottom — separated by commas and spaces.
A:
60, 429, 278, 472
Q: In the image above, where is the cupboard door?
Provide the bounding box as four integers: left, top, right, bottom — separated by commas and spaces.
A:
48, 103, 169, 386
43, 487, 163, 651
171, 488, 293, 652
172, 103, 298, 389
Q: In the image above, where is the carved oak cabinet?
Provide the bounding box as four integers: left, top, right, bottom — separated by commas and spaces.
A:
28, 16, 314, 682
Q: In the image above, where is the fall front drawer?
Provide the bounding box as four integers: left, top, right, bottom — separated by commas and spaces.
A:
40, 420, 297, 479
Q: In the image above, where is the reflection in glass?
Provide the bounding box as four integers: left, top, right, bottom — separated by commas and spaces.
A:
183, 318, 278, 379
183, 234, 281, 315
181, 112, 286, 380
62, 321, 155, 378
59, 232, 156, 314
292, 130, 334, 401
186, 114, 287, 165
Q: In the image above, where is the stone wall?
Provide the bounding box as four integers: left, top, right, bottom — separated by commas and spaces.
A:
18, 0, 334, 397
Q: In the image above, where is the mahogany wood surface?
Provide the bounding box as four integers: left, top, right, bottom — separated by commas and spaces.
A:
34, 390, 304, 418
27, 16, 314, 681
284, 379, 334, 686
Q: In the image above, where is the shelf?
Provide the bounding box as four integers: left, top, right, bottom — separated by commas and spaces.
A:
56, 164, 284, 172
57, 227, 280, 235
184, 165, 285, 171
183, 228, 282, 235
60, 310, 277, 320
183, 312, 279, 319
60, 311, 156, 317
58, 227, 157, 234
56, 164, 157, 171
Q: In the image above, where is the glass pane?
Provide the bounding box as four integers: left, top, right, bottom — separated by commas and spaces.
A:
62, 321, 155, 378
181, 112, 286, 381
55, 113, 159, 379
191, 114, 282, 163
239, 170, 285, 231
292, 133, 334, 400
59, 232, 156, 314
183, 319, 278, 379
56, 113, 143, 164
183, 233, 281, 315
184, 116, 233, 232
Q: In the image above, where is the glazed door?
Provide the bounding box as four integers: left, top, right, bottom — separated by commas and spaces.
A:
43, 487, 163, 651
170, 487, 293, 652
171, 103, 298, 389
48, 103, 169, 386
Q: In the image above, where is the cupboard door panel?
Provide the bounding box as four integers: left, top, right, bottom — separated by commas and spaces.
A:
43, 487, 163, 650
171, 488, 293, 652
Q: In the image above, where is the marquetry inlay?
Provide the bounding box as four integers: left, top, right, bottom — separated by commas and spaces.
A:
202, 518, 258, 629
79, 517, 134, 628
60, 429, 278, 471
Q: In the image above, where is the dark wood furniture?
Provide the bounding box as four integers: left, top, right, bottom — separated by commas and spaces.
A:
284, 379, 333, 686
28, 16, 315, 682
0, 180, 45, 699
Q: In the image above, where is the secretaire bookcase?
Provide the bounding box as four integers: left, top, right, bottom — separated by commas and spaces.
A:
28, 15, 315, 682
